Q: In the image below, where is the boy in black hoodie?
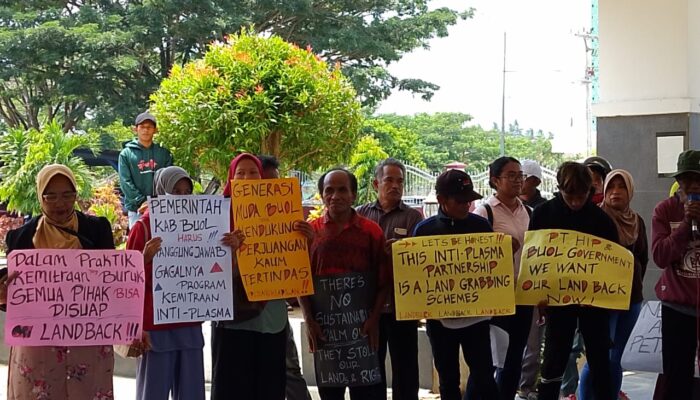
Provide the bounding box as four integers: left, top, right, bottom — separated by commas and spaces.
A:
531, 162, 619, 400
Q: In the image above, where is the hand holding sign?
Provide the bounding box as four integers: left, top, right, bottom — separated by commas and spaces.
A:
143, 237, 162, 265
293, 220, 315, 245
0, 270, 20, 306
305, 318, 326, 353
221, 230, 246, 251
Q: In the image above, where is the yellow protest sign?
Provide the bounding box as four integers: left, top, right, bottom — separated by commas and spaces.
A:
392, 233, 515, 321
515, 229, 633, 310
231, 178, 314, 300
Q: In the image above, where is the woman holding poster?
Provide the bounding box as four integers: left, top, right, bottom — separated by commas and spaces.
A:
578, 169, 648, 400
126, 166, 205, 400
211, 153, 313, 400
0, 164, 116, 400
470, 156, 533, 400
528, 162, 619, 400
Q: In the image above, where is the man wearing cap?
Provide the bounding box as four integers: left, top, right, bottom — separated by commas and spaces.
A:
520, 160, 547, 209
651, 149, 700, 399
119, 111, 173, 228
356, 158, 424, 400
412, 169, 498, 400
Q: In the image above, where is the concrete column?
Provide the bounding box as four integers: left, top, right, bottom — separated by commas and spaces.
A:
594, 0, 700, 298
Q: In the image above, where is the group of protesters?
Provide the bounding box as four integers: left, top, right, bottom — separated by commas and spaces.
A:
0, 109, 697, 400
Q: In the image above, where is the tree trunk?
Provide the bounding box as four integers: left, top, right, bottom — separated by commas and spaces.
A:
261, 130, 282, 158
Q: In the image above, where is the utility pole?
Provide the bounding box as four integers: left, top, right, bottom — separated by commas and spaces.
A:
576, 29, 597, 157
500, 32, 507, 156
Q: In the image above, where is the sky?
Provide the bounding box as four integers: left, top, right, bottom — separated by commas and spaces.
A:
376, 0, 593, 154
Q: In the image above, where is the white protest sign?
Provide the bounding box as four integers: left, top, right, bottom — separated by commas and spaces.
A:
621, 300, 699, 376
621, 301, 663, 373
149, 195, 234, 324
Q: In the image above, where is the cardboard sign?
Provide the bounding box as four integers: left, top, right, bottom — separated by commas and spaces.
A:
621, 301, 699, 376
231, 178, 313, 301
391, 233, 516, 320
621, 301, 663, 373
310, 272, 381, 387
149, 195, 234, 323
5, 249, 144, 346
515, 229, 634, 309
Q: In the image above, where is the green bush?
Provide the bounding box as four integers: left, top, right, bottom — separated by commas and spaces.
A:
350, 136, 388, 205
0, 122, 99, 216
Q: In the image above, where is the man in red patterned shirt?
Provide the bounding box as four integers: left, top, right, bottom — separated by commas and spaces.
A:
299, 168, 388, 400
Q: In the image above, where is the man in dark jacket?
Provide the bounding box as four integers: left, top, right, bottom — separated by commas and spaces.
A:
119, 111, 173, 228
531, 162, 619, 400
413, 169, 498, 400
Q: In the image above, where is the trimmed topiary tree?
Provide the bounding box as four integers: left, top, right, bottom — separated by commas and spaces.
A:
151, 29, 363, 182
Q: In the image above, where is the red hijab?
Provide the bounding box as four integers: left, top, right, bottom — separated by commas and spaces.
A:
222, 153, 263, 196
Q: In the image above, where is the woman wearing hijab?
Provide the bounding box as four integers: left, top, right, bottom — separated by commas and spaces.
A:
126, 166, 205, 400
0, 164, 115, 399
578, 169, 648, 400
211, 153, 313, 400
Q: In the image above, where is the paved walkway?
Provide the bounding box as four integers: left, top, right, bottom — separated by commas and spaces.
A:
0, 362, 442, 399
0, 362, 657, 399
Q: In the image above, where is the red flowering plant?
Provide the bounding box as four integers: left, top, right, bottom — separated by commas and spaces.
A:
0, 214, 24, 253
80, 182, 128, 248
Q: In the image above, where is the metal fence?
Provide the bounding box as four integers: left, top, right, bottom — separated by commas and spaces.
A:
402, 161, 558, 199
291, 162, 558, 206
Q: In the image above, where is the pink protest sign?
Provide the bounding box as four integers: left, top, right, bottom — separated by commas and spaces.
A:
5, 249, 145, 346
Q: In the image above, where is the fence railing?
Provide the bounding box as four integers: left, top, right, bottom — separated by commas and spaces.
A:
467, 166, 557, 200
402, 161, 558, 201
291, 162, 558, 205
403, 163, 439, 197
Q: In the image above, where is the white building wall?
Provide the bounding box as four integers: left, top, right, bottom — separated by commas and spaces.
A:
594, 0, 700, 116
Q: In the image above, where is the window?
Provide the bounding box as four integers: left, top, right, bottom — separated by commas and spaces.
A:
657, 133, 685, 176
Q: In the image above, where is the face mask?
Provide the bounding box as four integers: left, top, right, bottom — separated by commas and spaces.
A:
591, 192, 604, 204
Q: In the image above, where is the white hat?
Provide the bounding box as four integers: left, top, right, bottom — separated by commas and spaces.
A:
521, 160, 542, 181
